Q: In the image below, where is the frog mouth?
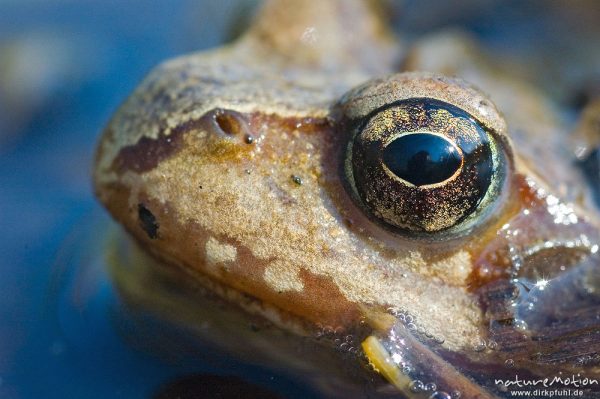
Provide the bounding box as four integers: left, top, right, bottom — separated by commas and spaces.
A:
105, 229, 381, 397
104, 229, 504, 398
106, 207, 600, 399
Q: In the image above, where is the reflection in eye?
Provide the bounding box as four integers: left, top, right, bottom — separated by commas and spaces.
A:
343, 98, 507, 238
383, 133, 463, 187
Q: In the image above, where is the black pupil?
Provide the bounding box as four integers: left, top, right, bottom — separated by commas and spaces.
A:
383, 133, 462, 186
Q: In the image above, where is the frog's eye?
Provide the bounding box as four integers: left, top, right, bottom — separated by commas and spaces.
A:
338, 73, 512, 238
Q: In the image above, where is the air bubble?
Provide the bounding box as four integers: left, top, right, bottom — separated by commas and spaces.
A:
430, 391, 451, 399
425, 382, 437, 391
473, 340, 487, 352
505, 358, 515, 368
409, 380, 425, 393
513, 319, 528, 331
451, 391, 461, 399
390, 353, 403, 365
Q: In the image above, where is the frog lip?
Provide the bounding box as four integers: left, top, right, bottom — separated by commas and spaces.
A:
98, 179, 365, 329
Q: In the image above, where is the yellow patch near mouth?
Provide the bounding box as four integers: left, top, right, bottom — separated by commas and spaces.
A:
362, 335, 411, 395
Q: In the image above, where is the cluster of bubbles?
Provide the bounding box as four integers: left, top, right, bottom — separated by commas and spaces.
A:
383, 307, 461, 399
314, 325, 359, 355
387, 307, 445, 345
408, 379, 460, 399
472, 338, 501, 353
575, 354, 600, 367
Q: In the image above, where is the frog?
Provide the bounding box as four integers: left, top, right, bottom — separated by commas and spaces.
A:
93, 0, 600, 397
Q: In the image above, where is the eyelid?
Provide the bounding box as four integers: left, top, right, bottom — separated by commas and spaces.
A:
337, 72, 508, 140
336, 71, 514, 178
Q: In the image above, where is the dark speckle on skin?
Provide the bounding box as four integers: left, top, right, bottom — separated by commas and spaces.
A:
291, 175, 303, 185
245, 134, 255, 144
138, 203, 159, 239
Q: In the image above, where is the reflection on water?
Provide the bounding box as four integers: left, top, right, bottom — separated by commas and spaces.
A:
45, 212, 313, 398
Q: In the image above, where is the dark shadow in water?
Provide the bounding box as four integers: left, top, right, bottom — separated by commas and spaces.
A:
153, 374, 284, 399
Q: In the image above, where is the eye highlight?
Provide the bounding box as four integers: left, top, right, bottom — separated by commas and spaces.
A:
338, 73, 511, 238
382, 132, 463, 187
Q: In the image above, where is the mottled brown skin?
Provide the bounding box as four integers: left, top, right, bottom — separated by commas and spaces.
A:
94, 0, 600, 397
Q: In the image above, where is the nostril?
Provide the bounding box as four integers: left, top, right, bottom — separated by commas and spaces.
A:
213, 109, 246, 136
207, 108, 256, 145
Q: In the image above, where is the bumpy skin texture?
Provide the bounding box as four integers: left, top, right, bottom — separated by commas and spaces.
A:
94, 0, 599, 371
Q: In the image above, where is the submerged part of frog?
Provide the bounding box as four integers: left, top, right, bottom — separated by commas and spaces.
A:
94, 0, 600, 397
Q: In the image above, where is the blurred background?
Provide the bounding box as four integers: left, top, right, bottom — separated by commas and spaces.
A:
1, 1, 599, 398
0, 1, 268, 398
